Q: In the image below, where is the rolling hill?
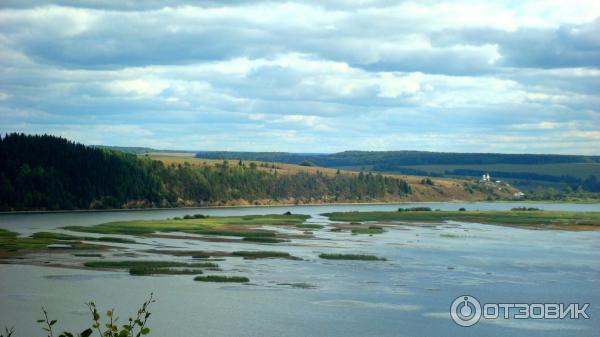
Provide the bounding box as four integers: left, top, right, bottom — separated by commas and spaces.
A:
194, 151, 600, 193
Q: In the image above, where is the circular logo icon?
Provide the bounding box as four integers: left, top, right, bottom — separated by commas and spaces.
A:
451, 295, 482, 327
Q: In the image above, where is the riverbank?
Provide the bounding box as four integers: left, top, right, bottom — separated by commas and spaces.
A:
3, 198, 599, 215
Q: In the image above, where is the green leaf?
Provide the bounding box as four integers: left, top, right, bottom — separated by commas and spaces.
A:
80, 328, 93, 337
50, 320, 57, 326
141, 327, 150, 335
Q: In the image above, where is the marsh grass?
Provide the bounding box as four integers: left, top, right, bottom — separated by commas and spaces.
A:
295, 224, 324, 229
0, 229, 101, 257
65, 214, 310, 236
325, 210, 600, 229
440, 233, 467, 239
31, 232, 136, 243
84, 260, 218, 269
351, 226, 385, 235
231, 251, 299, 259
129, 267, 205, 276
194, 275, 250, 283
319, 253, 386, 261
242, 236, 286, 243
73, 253, 103, 257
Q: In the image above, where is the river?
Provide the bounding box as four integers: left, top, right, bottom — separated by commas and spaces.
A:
1, 202, 599, 337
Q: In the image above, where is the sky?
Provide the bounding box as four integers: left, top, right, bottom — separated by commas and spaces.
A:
0, 0, 599, 154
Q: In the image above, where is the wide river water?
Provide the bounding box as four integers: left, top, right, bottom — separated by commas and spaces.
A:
1, 202, 599, 337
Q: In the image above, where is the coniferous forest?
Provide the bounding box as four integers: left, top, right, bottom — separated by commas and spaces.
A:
0, 134, 411, 211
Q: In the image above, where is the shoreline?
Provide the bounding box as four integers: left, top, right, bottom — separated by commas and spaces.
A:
1, 199, 598, 215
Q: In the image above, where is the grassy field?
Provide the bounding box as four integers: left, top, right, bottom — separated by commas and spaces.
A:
65, 214, 310, 238
147, 153, 344, 177
325, 210, 600, 230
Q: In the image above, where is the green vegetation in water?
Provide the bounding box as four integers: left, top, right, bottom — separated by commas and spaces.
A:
0, 228, 101, 258
319, 253, 386, 261
129, 267, 205, 276
440, 233, 467, 239
73, 253, 103, 257
231, 251, 298, 259
84, 260, 217, 269
295, 224, 324, 229
64, 214, 309, 238
351, 226, 385, 235
324, 210, 600, 229
276, 282, 316, 289
194, 275, 250, 283
31, 232, 136, 243
242, 236, 285, 243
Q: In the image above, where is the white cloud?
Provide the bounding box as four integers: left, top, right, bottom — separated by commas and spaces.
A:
107, 79, 170, 97
0, 1, 598, 153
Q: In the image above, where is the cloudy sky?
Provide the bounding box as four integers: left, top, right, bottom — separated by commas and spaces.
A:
0, 0, 599, 153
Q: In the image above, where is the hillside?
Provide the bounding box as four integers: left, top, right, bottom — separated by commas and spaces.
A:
147, 153, 520, 203
0, 134, 448, 211
195, 151, 600, 194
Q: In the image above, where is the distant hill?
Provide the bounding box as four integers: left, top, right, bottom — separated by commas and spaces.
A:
1, 134, 420, 211
92, 145, 194, 155
195, 151, 600, 192
195, 150, 600, 166
92, 145, 157, 155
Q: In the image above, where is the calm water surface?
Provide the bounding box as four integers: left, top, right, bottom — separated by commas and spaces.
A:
1, 202, 599, 337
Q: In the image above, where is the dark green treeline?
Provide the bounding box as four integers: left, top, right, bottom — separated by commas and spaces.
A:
0, 133, 411, 211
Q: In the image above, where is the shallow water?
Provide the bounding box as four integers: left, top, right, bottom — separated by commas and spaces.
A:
1, 202, 599, 336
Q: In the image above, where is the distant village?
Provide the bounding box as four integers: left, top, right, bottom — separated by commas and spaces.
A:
479, 173, 525, 199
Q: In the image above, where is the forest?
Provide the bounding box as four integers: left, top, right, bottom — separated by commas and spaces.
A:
0, 134, 411, 211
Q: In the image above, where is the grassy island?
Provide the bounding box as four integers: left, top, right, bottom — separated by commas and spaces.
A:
64, 214, 310, 239
194, 275, 250, 283
84, 260, 218, 276
324, 210, 600, 230
0, 228, 102, 258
